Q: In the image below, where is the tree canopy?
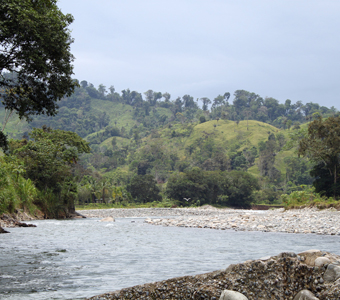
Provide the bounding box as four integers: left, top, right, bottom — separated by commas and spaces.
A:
298, 115, 340, 198
9, 127, 90, 217
0, 0, 76, 147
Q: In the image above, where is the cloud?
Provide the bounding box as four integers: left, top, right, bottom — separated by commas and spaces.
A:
60, 0, 340, 108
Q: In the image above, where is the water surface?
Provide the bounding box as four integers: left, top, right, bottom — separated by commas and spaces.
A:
1, 217, 339, 299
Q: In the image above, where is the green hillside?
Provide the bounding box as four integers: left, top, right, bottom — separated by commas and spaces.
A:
1, 85, 323, 206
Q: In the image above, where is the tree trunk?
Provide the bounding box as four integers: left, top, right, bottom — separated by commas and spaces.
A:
334, 165, 337, 199
102, 188, 106, 204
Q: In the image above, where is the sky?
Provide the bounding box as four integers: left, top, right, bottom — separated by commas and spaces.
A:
58, 0, 340, 109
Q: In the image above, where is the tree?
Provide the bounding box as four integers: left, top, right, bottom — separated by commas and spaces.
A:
212, 95, 224, 111
258, 133, 280, 182
166, 169, 258, 207
127, 175, 161, 203
0, 0, 76, 147
298, 115, 340, 198
98, 84, 107, 98
109, 85, 115, 94
10, 127, 90, 216
80, 80, 88, 88
182, 94, 197, 109
162, 92, 171, 102
223, 171, 259, 207
244, 110, 252, 130
201, 97, 211, 111
144, 90, 154, 104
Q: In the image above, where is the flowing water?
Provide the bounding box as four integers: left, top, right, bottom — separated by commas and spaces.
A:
1, 217, 340, 300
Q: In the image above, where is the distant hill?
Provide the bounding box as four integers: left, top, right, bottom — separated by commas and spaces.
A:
0, 84, 324, 202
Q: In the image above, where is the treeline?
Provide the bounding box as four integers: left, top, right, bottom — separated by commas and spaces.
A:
23, 81, 338, 140
2, 79, 340, 213
76, 168, 260, 208
76, 81, 338, 127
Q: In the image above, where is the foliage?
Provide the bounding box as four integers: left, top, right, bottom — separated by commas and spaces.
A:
298, 115, 340, 198
279, 185, 339, 208
166, 168, 259, 207
0, 0, 76, 148
76, 198, 175, 210
284, 157, 313, 187
2, 78, 339, 210
0, 156, 37, 214
8, 127, 90, 217
127, 175, 161, 203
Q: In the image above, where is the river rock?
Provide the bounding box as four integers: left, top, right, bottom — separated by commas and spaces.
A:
323, 263, 340, 282
293, 289, 319, 300
81, 207, 340, 236
220, 290, 248, 300
314, 257, 330, 267
0, 226, 9, 234
100, 217, 115, 222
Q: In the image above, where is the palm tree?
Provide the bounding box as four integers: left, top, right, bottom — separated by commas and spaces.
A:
99, 179, 110, 204
112, 186, 123, 204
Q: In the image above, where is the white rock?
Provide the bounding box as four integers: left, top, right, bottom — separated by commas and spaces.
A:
100, 217, 115, 222
293, 289, 319, 300
314, 257, 330, 267
220, 290, 248, 300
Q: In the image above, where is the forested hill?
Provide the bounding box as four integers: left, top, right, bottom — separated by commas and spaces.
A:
1, 83, 338, 206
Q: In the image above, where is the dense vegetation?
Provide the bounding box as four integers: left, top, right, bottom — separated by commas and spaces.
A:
2, 79, 340, 216
1, 1, 339, 223
0, 0, 76, 149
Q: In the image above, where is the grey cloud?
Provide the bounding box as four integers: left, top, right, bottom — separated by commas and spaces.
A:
60, 0, 340, 108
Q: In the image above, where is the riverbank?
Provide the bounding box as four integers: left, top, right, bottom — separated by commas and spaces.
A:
0, 211, 38, 232
88, 250, 340, 300
80, 206, 340, 236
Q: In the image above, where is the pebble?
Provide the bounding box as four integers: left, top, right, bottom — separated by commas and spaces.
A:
80, 206, 340, 236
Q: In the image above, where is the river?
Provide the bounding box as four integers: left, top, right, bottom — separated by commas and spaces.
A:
1, 217, 340, 299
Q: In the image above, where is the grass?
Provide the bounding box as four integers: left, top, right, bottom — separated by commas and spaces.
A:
280, 188, 340, 210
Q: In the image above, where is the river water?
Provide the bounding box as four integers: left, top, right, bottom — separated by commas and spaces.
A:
1, 217, 340, 300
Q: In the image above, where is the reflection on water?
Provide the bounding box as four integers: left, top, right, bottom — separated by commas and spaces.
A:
1, 217, 340, 300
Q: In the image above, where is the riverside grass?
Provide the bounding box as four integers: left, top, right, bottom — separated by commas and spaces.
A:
280, 187, 340, 210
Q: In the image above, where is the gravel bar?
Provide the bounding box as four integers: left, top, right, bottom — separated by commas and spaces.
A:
79, 206, 340, 235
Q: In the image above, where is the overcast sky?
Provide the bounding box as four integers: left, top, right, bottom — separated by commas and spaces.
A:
58, 0, 340, 109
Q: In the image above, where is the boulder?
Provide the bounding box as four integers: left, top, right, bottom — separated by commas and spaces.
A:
219, 290, 248, 300
0, 226, 9, 234
314, 257, 330, 267
293, 289, 319, 300
100, 217, 115, 222
323, 263, 340, 282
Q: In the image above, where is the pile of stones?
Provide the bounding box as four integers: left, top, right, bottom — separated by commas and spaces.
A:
81, 207, 340, 236
143, 207, 340, 236
88, 250, 340, 300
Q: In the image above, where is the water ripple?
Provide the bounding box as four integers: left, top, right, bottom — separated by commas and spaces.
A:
0, 217, 340, 299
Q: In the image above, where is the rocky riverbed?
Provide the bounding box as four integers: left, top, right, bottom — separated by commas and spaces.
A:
80, 206, 340, 236
88, 249, 340, 300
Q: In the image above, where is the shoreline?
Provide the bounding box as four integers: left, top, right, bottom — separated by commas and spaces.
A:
80, 206, 340, 236
88, 250, 340, 300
